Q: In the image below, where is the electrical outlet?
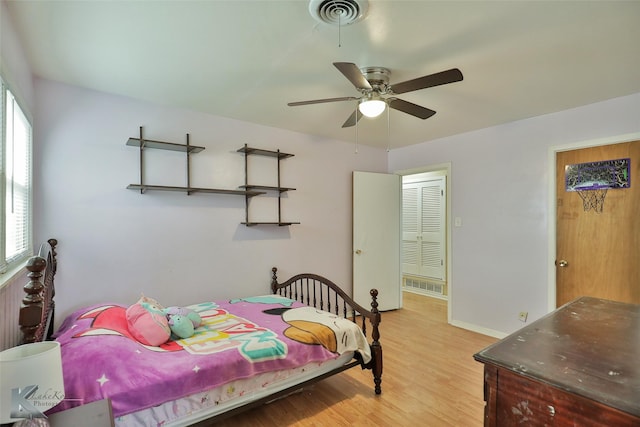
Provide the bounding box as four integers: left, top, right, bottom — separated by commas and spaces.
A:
518, 311, 528, 322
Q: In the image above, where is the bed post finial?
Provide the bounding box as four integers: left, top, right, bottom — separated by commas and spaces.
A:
369, 288, 383, 395
271, 267, 278, 294
48, 238, 58, 274
19, 255, 48, 343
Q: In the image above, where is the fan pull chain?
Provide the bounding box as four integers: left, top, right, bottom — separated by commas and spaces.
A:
386, 104, 390, 152
338, 10, 342, 47
355, 103, 359, 154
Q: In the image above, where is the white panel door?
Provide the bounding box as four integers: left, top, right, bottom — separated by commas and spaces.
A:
353, 171, 401, 311
402, 177, 446, 280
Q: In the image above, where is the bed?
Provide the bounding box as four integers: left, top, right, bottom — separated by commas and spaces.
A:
17, 239, 383, 426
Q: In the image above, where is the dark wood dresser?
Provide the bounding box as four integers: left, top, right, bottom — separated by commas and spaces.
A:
474, 296, 639, 426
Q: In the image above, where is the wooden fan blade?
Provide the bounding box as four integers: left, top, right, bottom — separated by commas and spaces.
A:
288, 96, 358, 106
388, 98, 436, 119
341, 109, 363, 128
333, 62, 372, 91
390, 68, 463, 94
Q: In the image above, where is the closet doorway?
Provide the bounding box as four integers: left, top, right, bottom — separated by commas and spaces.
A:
399, 164, 452, 321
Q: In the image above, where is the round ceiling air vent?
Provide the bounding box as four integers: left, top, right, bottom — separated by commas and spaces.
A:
308, 0, 369, 26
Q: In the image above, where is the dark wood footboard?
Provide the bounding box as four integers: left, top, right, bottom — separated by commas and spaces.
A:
271, 267, 383, 395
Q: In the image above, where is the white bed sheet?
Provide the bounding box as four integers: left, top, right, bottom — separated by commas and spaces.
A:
114, 352, 355, 426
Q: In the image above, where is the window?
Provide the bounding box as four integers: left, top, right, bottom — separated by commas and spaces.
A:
1, 79, 32, 274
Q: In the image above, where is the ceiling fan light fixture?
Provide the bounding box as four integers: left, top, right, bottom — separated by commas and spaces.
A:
359, 97, 386, 118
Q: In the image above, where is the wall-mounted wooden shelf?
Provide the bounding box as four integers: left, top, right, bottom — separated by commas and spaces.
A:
126, 137, 204, 153
126, 127, 261, 197
241, 222, 300, 227
239, 185, 296, 193
238, 144, 299, 226
127, 184, 263, 196
237, 146, 294, 159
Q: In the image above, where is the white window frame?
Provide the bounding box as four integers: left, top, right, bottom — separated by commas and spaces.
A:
0, 77, 33, 276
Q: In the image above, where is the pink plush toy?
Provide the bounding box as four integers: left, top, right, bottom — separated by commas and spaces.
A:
126, 296, 171, 346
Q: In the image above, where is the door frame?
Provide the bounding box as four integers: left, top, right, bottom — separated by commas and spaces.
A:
395, 162, 452, 324
547, 132, 640, 312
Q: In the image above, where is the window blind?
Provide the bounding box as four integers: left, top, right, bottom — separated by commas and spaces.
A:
1, 88, 32, 272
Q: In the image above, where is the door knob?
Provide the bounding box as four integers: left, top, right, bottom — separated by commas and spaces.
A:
556, 260, 568, 267
355, 249, 362, 255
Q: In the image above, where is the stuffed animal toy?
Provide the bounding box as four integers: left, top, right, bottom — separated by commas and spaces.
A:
164, 306, 202, 340
126, 296, 171, 346
166, 314, 194, 340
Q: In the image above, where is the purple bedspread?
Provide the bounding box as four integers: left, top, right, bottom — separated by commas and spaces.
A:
50, 295, 365, 417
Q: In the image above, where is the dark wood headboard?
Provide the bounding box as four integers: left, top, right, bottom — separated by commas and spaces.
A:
18, 238, 58, 344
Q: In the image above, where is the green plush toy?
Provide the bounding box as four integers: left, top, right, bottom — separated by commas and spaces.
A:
164, 307, 202, 340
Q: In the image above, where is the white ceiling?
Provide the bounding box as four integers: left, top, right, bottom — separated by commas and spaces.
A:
5, 0, 640, 149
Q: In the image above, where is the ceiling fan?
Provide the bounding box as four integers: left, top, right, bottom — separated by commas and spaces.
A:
288, 62, 463, 128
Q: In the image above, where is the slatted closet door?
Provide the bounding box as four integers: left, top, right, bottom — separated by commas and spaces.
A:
402, 177, 446, 280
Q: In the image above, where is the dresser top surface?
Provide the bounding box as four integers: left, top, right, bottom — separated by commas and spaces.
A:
474, 296, 640, 417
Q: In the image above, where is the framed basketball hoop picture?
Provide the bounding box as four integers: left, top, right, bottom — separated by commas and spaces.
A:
564, 157, 630, 212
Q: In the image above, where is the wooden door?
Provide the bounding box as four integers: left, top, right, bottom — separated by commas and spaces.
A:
556, 141, 640, 306
353, 171, 401, 311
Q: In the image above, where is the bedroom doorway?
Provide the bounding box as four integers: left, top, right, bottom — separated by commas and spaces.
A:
398, 164, 452, 323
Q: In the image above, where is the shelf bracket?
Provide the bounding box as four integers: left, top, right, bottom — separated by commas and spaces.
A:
277, 149, 282, 224
138, 126, 146, 194
186, 133, 192, 195
244, 143, 250, 224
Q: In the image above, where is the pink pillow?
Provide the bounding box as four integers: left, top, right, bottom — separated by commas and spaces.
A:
126, 297, 170, 346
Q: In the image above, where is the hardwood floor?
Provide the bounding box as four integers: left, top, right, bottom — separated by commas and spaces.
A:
215, 293, 497, 426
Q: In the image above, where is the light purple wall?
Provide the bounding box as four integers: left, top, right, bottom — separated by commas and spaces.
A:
0, 0, 34, 111
389, 93, 640, 335
33, 79, 387, 324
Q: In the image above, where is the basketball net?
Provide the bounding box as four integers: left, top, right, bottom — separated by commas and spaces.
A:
576, 188, 608, 213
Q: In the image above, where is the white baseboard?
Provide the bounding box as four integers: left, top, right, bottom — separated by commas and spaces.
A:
450, 319, 507, 340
